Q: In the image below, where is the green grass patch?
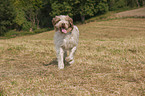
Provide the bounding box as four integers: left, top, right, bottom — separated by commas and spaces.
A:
3, 28, 51, 39
4, 30, 34, 38
0, 87, 4, 96
85, 12, 115, 23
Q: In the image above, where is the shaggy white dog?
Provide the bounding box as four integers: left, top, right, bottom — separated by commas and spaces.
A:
52, 15, 79, 69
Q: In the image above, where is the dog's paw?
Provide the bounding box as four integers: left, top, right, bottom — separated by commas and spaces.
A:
65, 57, 72, 62
58, 63, 64, 69
65, 57, 74, 64
58, 66, 64, 69
69, 60, 74, 65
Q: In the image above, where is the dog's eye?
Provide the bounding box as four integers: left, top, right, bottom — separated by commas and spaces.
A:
55, 19, 60, 24
56, 20, 60, 23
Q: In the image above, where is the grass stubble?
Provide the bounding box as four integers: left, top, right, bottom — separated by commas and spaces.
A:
0, 18, 145, 95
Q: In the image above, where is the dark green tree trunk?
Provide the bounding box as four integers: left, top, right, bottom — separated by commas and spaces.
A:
81, 15, 85, 23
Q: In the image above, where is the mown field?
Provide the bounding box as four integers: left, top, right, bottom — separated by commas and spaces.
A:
115, 7, 145, 18
0, 18, 145, 95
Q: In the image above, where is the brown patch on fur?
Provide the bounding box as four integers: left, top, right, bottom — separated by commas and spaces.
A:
67, 27, 73, 33
52, 16, 60, 25
66, 16, 74, 28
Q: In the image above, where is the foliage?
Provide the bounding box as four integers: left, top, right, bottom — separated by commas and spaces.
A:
71, 0, 97, 22
127, 0, 137, 7
50, 0, 73, 17
0, 0, 15, 35
33, 28, 49, 33
108, 0, 144, 11
108, 0, 127, 11
4, 28, 49, 38
77, 0, 96, 16
96, 0, 109, 14
4, 30, 34, 38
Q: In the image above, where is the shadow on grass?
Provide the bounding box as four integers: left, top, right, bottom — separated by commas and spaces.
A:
43, 58, 57, 66
43, 58, 70, 67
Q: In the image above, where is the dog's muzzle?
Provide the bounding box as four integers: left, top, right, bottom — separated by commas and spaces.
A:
60, 23, 67, 33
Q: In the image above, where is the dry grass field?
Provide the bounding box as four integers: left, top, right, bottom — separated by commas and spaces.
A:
115, 7, 145, 18
0, 18, 145, 95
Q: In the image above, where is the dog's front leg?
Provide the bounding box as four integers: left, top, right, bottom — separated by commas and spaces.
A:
66, 46, 77, 64
57, 47, 64, 69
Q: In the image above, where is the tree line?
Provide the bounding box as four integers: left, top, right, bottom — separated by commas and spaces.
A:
0, 0, 144, 35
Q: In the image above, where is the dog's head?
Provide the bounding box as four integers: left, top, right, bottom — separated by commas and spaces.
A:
52, 15, 73, 33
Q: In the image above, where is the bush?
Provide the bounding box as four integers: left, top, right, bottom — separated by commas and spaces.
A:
34, 28, 49, 33
22, 21, 31, 31
0, 0, 15, 35
3, 28, 50, 38
4, 30, 34, 38
97, 2, 109, 14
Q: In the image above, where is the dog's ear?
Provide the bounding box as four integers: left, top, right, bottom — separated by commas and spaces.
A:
52, 16, 60, 26
66, 16, 73, 28
69, 17, 73, 28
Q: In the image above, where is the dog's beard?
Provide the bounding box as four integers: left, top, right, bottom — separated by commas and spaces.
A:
59, 24, 67, 33
60, 28, 67, 33
55, 22, 69, 34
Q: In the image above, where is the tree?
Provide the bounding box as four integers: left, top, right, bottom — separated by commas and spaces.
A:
96, 0, 109, 14
22, 0, 43, 31
13, 0, 43, 31
0, 0, 143, 35
72, 0, 96, 23
138, 0, 144, 7
0, 0, 15, 35
71, 0, 108, 23
50, 0, 108, 23
108, 0, 127, 11
136, 0, 140, 7
12, 0, 30, 31
50, 0, 73, 17
127, 0, 137, 7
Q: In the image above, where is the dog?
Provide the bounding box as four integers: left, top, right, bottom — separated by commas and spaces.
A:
52, 15, 79, 69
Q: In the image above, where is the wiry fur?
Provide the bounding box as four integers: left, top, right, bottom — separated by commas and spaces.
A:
52, 15, 79, 69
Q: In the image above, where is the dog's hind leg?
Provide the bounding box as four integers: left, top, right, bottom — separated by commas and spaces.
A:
63, 50, 67, 63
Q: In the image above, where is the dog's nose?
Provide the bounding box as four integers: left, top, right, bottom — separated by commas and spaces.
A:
62, 23, 65, 26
